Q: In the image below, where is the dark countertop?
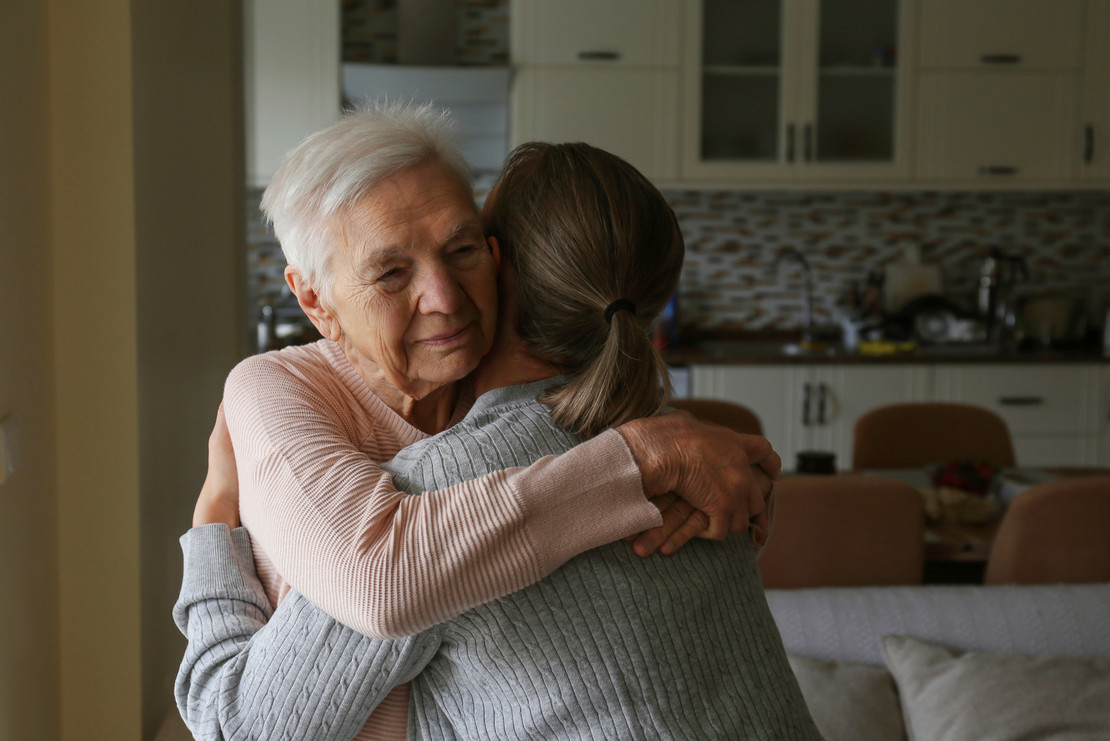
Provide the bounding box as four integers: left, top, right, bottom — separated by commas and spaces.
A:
663, 338, 1110, 366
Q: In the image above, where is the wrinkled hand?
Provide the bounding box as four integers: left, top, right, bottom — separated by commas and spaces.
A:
192, 405, 241, 529
617, 411, 781, 549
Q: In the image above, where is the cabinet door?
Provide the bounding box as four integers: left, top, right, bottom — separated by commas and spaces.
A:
812, 364, 934, 468
934, 364, 1101, 466
245, 0, 340, 188
511, 0, 681, 66
918, 0, 1084, 70
1081, 0, 1110, 181
682, 0, 795, 181
804, 0, 914, 179
691, 365, 806, 467
511, 68, 679, 181
915, 72, 1080, 182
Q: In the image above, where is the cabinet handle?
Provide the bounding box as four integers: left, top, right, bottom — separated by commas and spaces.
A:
817, 382, 827, 425
977, 166, 1018, 176
802, 382, 812, 426
1085, 124, 1095, 164
997, 396, 1044, 406
804, 123, 814, 162
980, 54, 1023, 65
577, 50, 620, 61
786, 123, 796, 163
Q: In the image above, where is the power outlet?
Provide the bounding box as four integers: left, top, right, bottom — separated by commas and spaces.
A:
0, 415, 19, 485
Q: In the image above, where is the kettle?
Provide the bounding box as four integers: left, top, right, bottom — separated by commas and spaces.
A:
978, 249, 1029, 345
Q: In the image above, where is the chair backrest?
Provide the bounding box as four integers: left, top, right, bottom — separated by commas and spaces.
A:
758, 474, 926, 589
852, 402, 1016, 471
984, 475, 1110, 585
670, 398, 763, 435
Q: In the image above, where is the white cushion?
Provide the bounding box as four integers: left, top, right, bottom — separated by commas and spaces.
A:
881, 634, 1110, 741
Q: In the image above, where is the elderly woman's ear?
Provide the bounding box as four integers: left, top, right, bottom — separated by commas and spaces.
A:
285, 266, 343, 342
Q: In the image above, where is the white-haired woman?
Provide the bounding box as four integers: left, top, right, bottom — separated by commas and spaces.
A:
176, 142, 816, 740
191, 104, 779, 736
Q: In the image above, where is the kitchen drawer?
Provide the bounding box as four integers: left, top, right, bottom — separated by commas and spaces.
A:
934, 364, 1098, 435
918, 0, 1084, 70
511, 0, 682, 67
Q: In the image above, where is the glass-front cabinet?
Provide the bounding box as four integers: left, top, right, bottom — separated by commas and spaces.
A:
683, 0, 915, 183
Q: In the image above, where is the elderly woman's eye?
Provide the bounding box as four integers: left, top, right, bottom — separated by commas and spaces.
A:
378, 267, 405, 283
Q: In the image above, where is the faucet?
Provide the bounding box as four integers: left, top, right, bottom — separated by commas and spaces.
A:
771, 248, 814, 342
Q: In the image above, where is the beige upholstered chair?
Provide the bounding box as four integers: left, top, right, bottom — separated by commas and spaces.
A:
758, 474, 926, 589
852, 402, 1016, 471
670, 398, 763, 435
984, 475, 1110, 585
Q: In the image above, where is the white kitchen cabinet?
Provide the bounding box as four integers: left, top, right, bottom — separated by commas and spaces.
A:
510, 0, 682, 181
681, 0, 916, 184
933, 364, 1104, 467
691, 364, 933, 471
913, 0, 1086, 186
1093, 366, 1110, 467
245, 0, 340, 188
1081, 0, 1110, 182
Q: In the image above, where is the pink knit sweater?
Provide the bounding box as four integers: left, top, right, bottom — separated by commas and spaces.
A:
223, 339, 661, 738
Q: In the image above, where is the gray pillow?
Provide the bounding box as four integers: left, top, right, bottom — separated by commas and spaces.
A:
788, 654, 906, 741
881, 634, 1110, 741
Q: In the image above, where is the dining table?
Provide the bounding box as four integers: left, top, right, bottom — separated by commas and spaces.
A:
858, 465, 1110, 583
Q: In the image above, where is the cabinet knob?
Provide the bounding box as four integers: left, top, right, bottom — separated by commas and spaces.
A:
577, 50, 620, 61
977, 166, 1018, 177
1085, 124, 1096, 164
802, 382, 812, 426
979, 54, 1023, 65
785, 123, 796, 163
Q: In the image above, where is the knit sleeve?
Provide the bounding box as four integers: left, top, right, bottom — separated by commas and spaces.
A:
225, 354, 661, 639
173, 525, 437, 741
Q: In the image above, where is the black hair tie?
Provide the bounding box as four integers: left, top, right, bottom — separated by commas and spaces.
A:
604, 298, 636, 324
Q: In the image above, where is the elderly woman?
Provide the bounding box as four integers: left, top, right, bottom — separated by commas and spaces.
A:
176, 141, 819, 739
197, 103, 779, 736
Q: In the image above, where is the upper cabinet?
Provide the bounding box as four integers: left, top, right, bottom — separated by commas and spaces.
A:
244, 0, 340, 188
510, 0, 682, 181
1081, 0, 1110, 181
682, 0, 915, 184
913, 0, 1085, 184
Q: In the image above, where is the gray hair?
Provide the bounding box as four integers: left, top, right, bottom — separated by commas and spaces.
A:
261, 100, 474, 301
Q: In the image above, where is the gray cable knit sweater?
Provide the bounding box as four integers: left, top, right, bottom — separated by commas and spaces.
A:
175, 380, 822, 740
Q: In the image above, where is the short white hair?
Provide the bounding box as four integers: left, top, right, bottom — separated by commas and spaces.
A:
261, 100, 474, 301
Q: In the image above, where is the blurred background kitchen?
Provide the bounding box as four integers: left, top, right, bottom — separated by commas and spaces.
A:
2, 0, 1108, 739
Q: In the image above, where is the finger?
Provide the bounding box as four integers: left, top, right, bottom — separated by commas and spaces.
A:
660, 509, 710, 554
700, 512, 730, 541
633, 495, 690, 556
627, 493, 678, 542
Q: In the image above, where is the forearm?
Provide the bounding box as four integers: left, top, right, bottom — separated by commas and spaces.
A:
173, 525, 428, 740
227, 358, 658, 638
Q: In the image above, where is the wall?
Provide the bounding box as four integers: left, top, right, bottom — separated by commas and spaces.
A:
0, 1, 59, 738
0, 1, 244, 739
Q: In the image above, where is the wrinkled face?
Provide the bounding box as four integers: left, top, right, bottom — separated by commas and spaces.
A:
320, 160, 499, 400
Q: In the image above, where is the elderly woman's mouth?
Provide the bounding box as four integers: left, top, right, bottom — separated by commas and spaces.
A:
417, 324, 474, 347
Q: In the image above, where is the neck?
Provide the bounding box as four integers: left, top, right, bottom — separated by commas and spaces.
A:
473, 332, 556, 396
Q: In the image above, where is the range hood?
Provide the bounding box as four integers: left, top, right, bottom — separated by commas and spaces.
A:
341, 0, 510, 173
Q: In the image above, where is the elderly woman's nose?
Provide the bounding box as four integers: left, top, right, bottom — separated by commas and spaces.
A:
416, 266, 467, 314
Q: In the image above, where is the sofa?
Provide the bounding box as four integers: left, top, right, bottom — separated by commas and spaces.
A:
766, 582, 1110, 741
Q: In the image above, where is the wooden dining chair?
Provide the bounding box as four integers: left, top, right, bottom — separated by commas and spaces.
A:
758, 474, 926, 589
852, 402, 1017, 471
670, 398, 763, 435
984, 475, 1110, 585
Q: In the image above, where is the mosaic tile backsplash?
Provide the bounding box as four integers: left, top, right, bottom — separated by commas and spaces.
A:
247, 188, 1110, 338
